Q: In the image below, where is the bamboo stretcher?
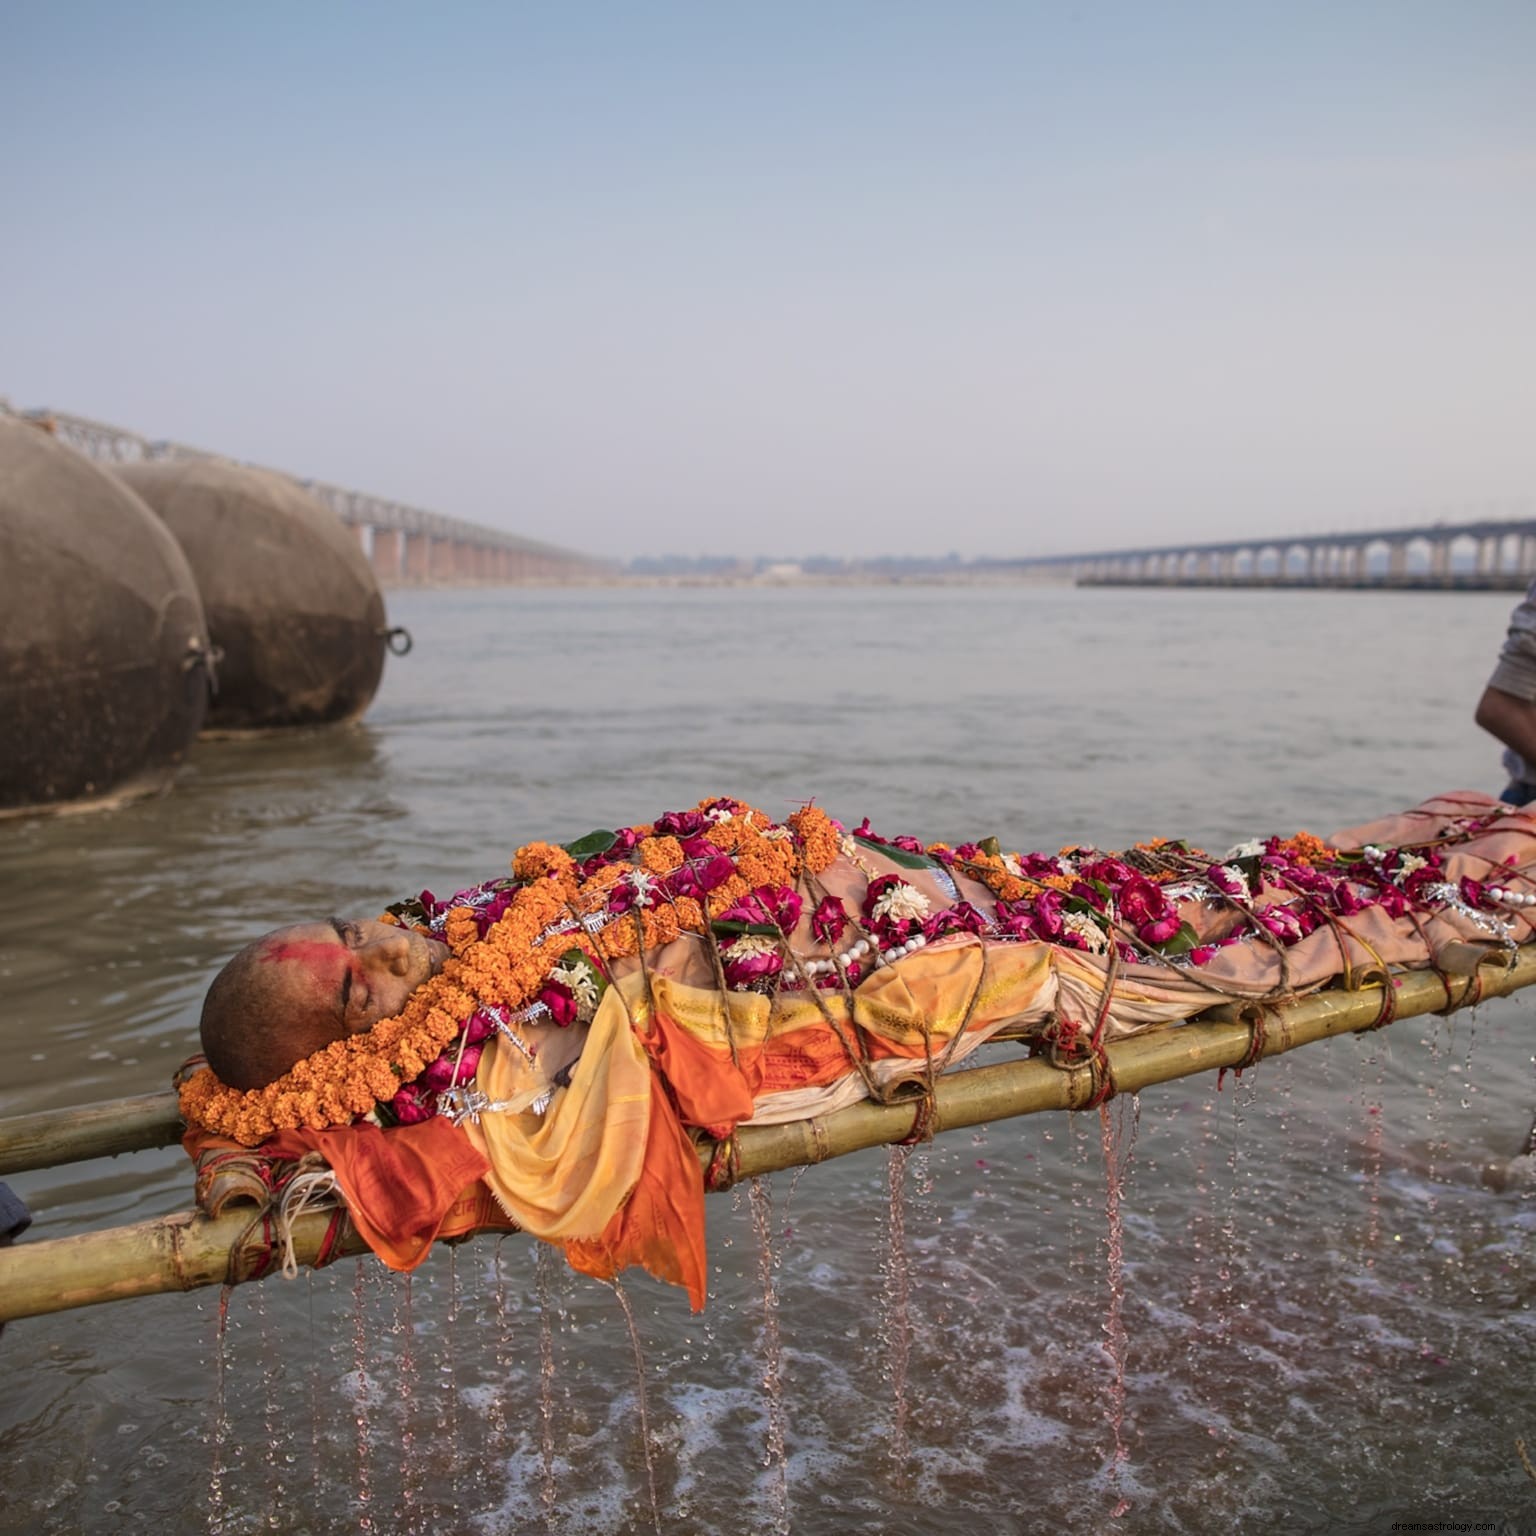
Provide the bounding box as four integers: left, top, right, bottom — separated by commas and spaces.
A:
1, 941, 1532, 1326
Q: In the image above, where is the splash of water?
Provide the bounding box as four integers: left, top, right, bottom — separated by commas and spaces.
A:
749, 1176, 791, 1535
610, 1278, 663, 1534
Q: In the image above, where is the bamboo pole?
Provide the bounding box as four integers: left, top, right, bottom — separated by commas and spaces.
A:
0, 1092, 182, 1175
2, 945, 1533, 1323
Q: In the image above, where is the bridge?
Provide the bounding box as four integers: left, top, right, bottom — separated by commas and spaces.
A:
5, 403, 612, 586
986, 513, 1536, 589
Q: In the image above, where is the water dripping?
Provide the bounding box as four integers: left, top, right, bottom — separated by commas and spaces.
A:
536, 1242, 561, 1517
206, 1285, 233, 1533
609, 1278, 663, 1535
351, 1258, 375, 1533
749, 1175, 791, 1536
252, 1280, 291, 1528
1360, 1041, 1386, 1271
487, 1241, 513, 1456
1098, 1103, 1132, 1518
880, 1143, 914, 1484
394, 1273, 423, 1525
441, 1245, 463, 1521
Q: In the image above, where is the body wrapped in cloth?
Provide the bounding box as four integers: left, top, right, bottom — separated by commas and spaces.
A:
181, 792, 1536, 1308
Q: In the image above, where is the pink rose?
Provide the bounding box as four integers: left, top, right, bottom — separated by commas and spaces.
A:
1117, 877, 1168, 928
421, 1043, 483, 1091
811, 896, 848, 945
389, 1083, 438, 1124
1205, 865, 1245, 897
537, 980, 579, 1026
1137, 912, 1183, 946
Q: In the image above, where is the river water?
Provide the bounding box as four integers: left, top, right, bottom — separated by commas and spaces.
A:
1, 583, 1533, 1533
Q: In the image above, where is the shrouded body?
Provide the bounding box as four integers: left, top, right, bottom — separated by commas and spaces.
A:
0, 419, 211, 814
117, 459, 388, 731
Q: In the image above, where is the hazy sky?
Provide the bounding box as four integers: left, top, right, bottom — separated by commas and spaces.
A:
4, 3, 1533, 561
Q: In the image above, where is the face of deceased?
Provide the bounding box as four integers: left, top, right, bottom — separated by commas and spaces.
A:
252, 918, 450, 1037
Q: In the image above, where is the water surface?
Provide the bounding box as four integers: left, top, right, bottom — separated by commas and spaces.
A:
2, 584, 1532, 1533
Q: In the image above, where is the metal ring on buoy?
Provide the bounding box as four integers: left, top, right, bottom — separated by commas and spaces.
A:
381, 626, 413, 656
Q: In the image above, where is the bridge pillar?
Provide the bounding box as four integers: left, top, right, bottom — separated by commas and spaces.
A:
371, 528, 402, 585
1388, 540, 1407, 579
404, 532, 431, 584
429, 538, 456, 583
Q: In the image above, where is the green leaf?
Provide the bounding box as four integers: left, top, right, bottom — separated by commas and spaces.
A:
563, 829, 617, 861
853, 834, 935, 871
710, 920, 781, 939
979, 836, 1002, 858
1156, 921, 1201, 957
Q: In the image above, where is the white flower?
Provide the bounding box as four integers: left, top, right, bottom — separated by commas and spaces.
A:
1397, 853, 1426, 878
625, 868, 661, 904
763, 824, 792, 841
722, 933, 779, 963
706, 806, 735, 824
841, 835, 862, 860
1001, 853, 1024, 877
871, 881, 931, 925
548, 959, 601, 1018
1061, 910, 1107, 953
1224, 840, 1266, 860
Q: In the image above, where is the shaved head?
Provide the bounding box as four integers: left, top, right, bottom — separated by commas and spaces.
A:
199, 919, 450, 1089
199, 931, 351, 1090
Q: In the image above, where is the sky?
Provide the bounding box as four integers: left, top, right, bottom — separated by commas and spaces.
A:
3, 2, 1533, 562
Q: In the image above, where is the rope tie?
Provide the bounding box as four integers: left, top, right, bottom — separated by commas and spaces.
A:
704, 1133, 740, 1191
1239, 1005, 1268, 1068
1083, 1043, 1118, 1109
1368, 979, 1398, 1031
1438, 969, 1485, 1017
313, 1206, 351, 1269
898, 1091, 938, 1146
276, 1168, 341, 1279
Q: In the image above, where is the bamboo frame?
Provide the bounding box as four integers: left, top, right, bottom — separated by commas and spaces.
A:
2, 944, 1533, 1325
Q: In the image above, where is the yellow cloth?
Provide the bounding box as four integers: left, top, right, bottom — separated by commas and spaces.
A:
463, 983, 652, 1241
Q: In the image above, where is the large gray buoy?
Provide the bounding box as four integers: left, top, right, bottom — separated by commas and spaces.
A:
117, 459, 389, 731
0, 417, 212, 814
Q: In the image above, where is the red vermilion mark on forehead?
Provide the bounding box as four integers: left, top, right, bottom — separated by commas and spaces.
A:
257, 937, 352, 1005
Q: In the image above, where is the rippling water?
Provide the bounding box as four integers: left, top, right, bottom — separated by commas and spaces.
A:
2, 584, 1534, 1533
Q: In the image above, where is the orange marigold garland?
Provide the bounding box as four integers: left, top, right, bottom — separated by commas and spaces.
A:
180, 797, 843, 1146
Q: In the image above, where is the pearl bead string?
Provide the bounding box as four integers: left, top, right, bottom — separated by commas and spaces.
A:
799, 930, 928, 978
1487, 885, 1536, 910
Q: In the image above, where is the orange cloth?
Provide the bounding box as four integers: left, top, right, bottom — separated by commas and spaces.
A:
563, 1075, 708, 1309
264, 1119, 489, 1273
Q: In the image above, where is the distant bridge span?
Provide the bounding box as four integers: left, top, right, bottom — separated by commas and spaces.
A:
8, 404, 612, 586
994, 515, 1536, 589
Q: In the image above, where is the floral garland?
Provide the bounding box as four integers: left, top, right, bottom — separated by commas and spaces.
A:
180, 796, 1522, 1147
179, 798, 841, 1146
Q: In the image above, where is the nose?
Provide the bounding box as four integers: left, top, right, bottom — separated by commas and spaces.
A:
364, 930, 414, 975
